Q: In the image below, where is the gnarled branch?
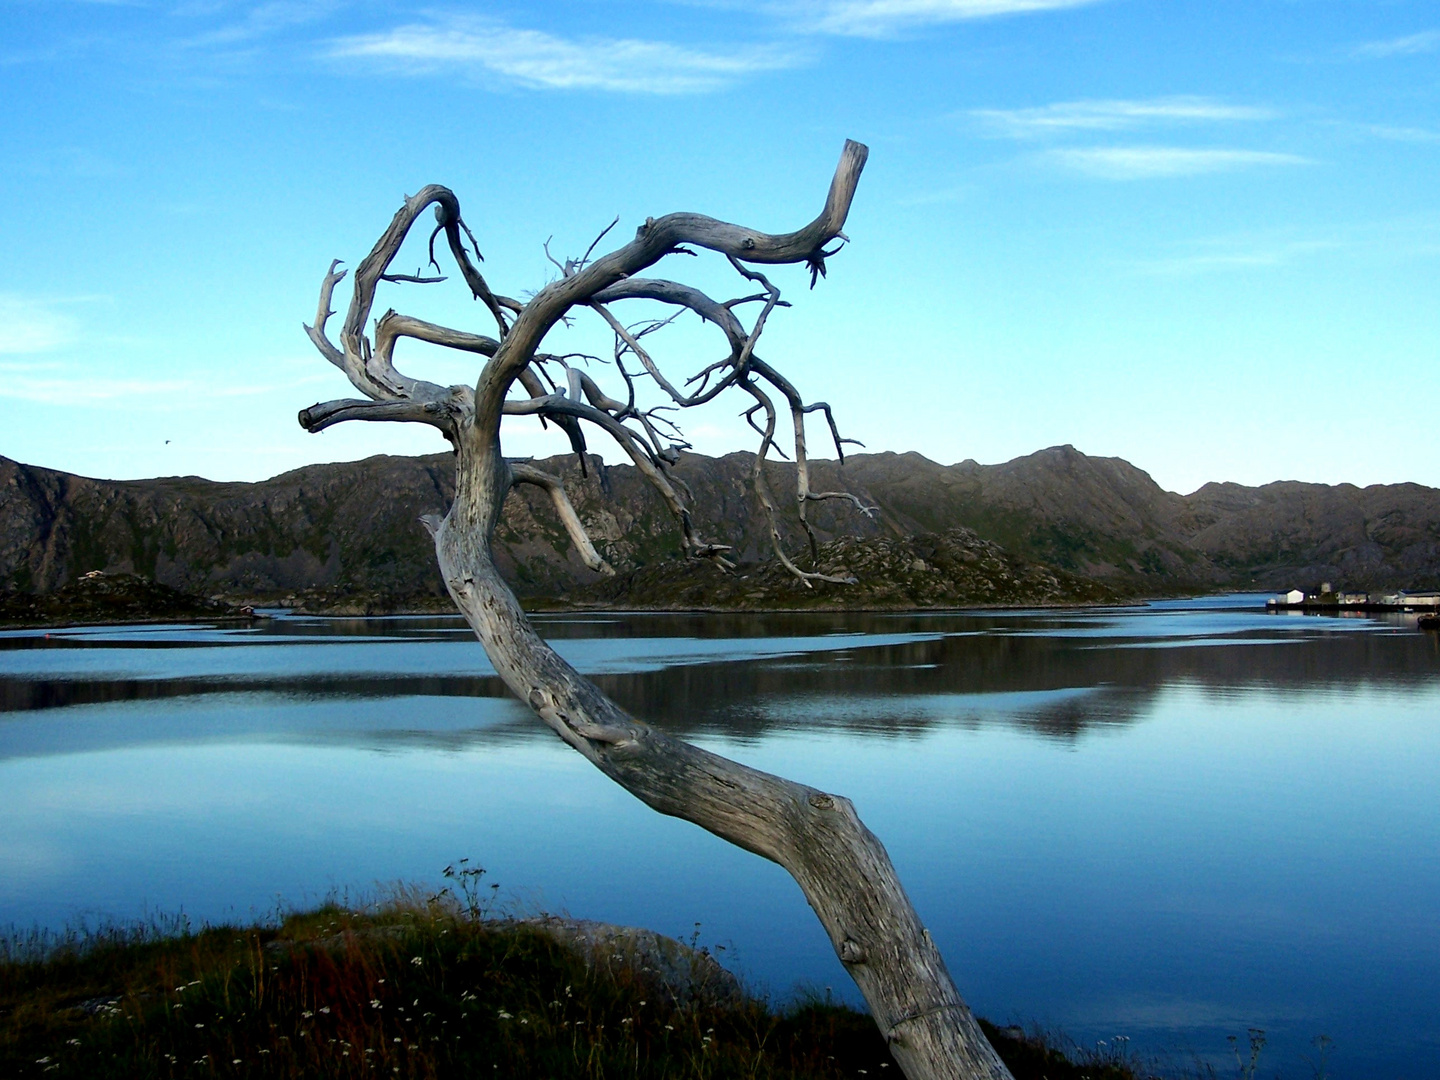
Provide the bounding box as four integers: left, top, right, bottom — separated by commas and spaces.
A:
510, 461, 614, 576
504, 393, 732, 565
297, 396, 460, 435
304, 259, 348, 369
741, 380, 858, 587
472, 139, 869, 434
588, 274, 870, 573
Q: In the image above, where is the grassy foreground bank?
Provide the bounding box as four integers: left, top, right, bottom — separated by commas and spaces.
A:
2, 890, 1140, 1080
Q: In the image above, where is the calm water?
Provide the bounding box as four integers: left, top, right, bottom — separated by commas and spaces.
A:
2, 598, 1438, 1077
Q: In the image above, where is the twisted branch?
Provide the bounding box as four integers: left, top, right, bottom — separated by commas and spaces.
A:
510, 462, 614, 575
740, 380, 858, 587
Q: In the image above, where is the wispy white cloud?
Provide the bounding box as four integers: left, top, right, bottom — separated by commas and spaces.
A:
212, 371, 331, 398
1047, 146, 1313, 180
1140, 217, 1440, 276
0, 297, 80, 355
1139, 239, 1342, 276
182, 0, 338, 48
0, 360, 64, 374
328, 17, 802, 93
779, 0, 1104, 36
972, 96, 1276, 138
0, 374, 192, 404
0, 363, 329, 405
1350, 123, 1440, 144
1354, 29, 1440, 58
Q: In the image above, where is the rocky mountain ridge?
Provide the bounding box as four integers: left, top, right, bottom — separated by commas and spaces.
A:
3, 446, 1437, 605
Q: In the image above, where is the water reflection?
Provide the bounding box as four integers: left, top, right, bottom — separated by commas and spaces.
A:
2, 599, 1438, 1078
4, 603, 1434, 749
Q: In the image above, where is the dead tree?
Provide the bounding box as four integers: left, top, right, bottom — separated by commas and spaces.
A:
298, 140, 1012, 1080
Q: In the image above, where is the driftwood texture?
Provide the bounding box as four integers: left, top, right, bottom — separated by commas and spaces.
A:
299, 141, 1012, 1080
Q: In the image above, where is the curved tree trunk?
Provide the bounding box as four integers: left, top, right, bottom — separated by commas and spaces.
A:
300, 138, 1014, 1080
428, 433, 1010, 1080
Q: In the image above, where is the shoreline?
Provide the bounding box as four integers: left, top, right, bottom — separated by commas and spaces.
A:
1264, 601, 1439, 613
1, 595, 1172, 630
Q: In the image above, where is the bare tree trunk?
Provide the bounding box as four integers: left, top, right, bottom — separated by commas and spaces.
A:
426, 434, 1009, 1080
302, 139, 1014, 1080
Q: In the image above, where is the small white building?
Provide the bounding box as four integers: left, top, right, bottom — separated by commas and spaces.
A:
1267, 589, 1306, 606
1400, 592, 1440, 609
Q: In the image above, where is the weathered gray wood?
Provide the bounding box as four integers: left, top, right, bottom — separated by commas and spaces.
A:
508, 461, 614, 575
428, 444, 1008, 1080
300, 140, 1015, 1080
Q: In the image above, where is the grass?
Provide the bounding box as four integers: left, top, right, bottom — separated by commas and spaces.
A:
2, 885, 1144, 1080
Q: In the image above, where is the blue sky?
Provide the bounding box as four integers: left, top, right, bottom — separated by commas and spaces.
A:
2, 0, 1437, 495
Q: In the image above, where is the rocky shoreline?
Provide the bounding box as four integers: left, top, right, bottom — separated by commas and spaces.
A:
0, 530, 1136, 626
0, 572, 260, 629
264, 527, 1133, 617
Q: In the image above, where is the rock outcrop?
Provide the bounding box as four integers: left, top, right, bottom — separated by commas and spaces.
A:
0, 571, 255, 627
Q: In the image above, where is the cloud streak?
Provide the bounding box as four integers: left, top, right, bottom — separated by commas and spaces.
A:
0, 362, 330, 405
1139, 239, 1341, 276
0, 373, 192, 405
0, 297, 79, 355
1347, 122, 1440, 145
1047, 146, 1312, 180
1354, 29, 1440, 58
184, 0, 340, 48
972, 96, 1275, 138
328, 17, 802, 93
781, 0, 1105, 37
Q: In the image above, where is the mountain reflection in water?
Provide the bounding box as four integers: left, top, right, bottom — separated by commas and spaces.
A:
1, 597, 1437, 1078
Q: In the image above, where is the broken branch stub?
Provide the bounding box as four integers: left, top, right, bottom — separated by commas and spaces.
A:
296, 140, 1013, 1080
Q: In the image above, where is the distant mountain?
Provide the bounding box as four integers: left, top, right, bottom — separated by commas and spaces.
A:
3, 446, 1438, 605
1179, 479, 1440, 590
836, 447, 1204, 583
0, 453, 457, 600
